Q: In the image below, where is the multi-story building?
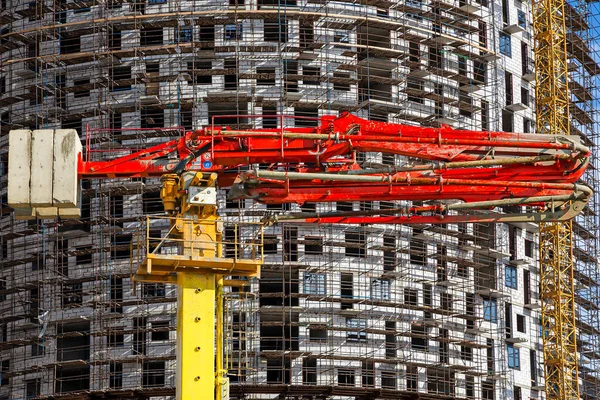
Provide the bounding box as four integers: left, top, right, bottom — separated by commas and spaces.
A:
0, 0, 598, 399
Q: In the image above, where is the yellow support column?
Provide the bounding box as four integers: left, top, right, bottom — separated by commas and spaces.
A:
215, 276, 228, 400
177, 272, 216, 400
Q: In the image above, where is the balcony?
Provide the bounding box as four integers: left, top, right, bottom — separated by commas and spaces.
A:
503, 24, 525, 35
505, 102, 528, 112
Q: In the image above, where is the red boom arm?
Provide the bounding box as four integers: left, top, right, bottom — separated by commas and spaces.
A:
80, 112, 591, 224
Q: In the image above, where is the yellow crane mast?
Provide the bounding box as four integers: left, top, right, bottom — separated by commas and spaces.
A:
532, 0, 580, 397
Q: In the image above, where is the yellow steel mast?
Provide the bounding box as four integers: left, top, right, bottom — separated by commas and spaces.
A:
532, 0, 580, 397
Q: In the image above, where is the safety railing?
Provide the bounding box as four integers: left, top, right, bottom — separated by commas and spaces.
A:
131, 216, 264, 273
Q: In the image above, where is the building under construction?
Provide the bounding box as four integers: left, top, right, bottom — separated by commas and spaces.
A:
0, 0, 599, 399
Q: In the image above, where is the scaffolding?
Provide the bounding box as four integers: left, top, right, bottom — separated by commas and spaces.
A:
0, 0, 595, 398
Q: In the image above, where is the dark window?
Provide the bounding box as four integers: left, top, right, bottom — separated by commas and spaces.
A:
338, 369, 355, 386
110, 363, 123, 389
362, 360, 374, 387
461, 345, 473, 361
76, 247, 92, 265
31, 253, 44, 270
110, 66, 131, 92
31, 343, 44, 356
478, 20, 488, 47
333, 72, 351, 91
0, 360, 8, 386
300, 22, 314, 47
143, 191, 163, 213
524, 270, 532, 304
487, 339, 495, 374
258, 0, 296, 5
303, 358, 317, 384
404, 288, 418, 306
385, 321, 396, 358
109, 28, 121, 50
439, 329, 449, 364
407, 365, 418, 391
502, 109, 514, 132
517, 314, 526, 333
111, 233, 132, 259
63, 283, 83, 306
523, 117, 532, 133
309, 327, 326, 341
341, 273, 353, 310
295, 108, 319, 127
262, 106, 277, 128
411, 324, 428, 350
199, 25, 215, 42
142, 361, 165, 387
58, 322, 90, 362
141, 26, 162, 46
383, 234, 396, 272
521, 87, 530, 106
525, 236, 534, 257
143, 283, 165, 298
483, 381, 495, 400
502, 0, 509, 24
457, 260, 468, 278
0, 280, 6, 302
263, 234, 278, 255
345, 231, 365, 257
264, 18, 287, 42
108, 330, 124, 347
423, 284, 432, 307
224, 59, 238, 90
60, 35, 80, 54
474, 61, 486, 84
505, 71, 513, 105
110, 277, 123, 313
151, 321, 170, 341
530, 350, 538, 385
187, 61, 212, 85
302, 66, 320, 87
381, 372, 396, 389
440, 293, 452, 311
466, 375, 474, 398
304, 236, 323, 255
410, 227, 427, 266
131, 1, 145, 14
25, 378, 40, 399
283, 226, 298, 262
141, 108, 164, 128
481, 100, 489, 130
256, 67, 275, 85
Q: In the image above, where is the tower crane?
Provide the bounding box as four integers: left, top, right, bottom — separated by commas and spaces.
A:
531, 0, 580, 396
7, 112, 591, 399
